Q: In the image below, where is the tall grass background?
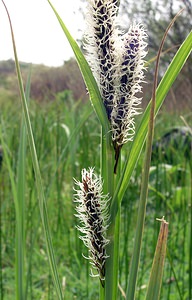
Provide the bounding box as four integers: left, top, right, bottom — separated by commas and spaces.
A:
1, 95, 191, 299
0, 1, 192, 299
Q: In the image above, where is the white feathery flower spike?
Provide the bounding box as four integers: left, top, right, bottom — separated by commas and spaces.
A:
84, 1, 147, 172
111, 23, 148, 146
74, 168, 109, 284
85, 0, 121, 120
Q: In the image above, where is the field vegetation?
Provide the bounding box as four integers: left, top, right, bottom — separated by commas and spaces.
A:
0, 86, 191, 299
0, 0, 191, 298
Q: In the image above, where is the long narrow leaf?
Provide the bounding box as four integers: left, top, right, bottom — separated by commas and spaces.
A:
110, 31, 192, 219
126, 13, 183, 299
16, 68, 32, 300
47, 0, 110, 135
0, 124, 20, 299
15, 85, 29, 300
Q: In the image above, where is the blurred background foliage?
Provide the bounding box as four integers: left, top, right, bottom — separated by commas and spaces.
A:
0, 0, 191, 110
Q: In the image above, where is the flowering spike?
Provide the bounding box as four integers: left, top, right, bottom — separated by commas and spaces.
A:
74, 168, 109, 283
85, 2, 148, 172
111, 23, 147, 147
85, 0, 120, 120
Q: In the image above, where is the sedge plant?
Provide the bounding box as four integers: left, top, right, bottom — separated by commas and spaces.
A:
47, 1, 191, 299
1, 0, 192, 299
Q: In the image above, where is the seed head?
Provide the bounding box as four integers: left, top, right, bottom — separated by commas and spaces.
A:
111, 23, 147, 146
74, 168, 109, 283
85, 1, 147, 150
85, 0, 120, 120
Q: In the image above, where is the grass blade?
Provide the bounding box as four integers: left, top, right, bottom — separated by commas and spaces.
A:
110, 30, 192, 220
1, 1, 64, 299
125, 12, 184, 299
189, 165, 192, 300
1, 70, 31, 299
145, 217, 169, 300
15, 79, 31, 300
47, 0, 110, 135
0, 124, 20, 299
16, 68, 32, 300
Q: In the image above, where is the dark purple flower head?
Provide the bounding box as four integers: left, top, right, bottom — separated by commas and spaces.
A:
111, 23, 147, 146
85, 1, 147, 147
74, 168, 109, 282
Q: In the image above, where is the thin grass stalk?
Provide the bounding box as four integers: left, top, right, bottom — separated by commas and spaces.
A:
180, 118, 192, 298
0, 125, 20, 298
99, 128, 107, 300
166, 249, 183, 299
1, 2, 64, 299
105, 209, 121, 300
113, 201, 121, 298
125, 33, 157, 300
101, 109, 120, 300
0, 178, 2, 297
105, 159, 121, 300
16, 109, 27, 300
112, 162, 122, 299
126, 11, 183, 299
16, 67, 31, 300
189, 164, 192, 299
101, 128, 114, 197
100, 281, 105, 300
101, 129, 116, 299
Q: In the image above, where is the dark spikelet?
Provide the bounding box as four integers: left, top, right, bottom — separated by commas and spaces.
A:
85, 0, 120, 120
85, 2, 147, 172
111, 23, 147, 147
74, 168, 109, 283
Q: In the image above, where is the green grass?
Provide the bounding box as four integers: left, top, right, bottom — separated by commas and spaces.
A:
0, 96, 191, 299
1, 1, 191, 298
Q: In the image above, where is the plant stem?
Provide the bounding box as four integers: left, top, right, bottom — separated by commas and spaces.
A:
104, 158, 121, 300
101, 125, 120, 300
105, 223, 115, 300
189, 164, 192, 300
105, 198, 121, 300
126, 22, 157, 300
100, 282, 105, 300
101, 127, 114, 196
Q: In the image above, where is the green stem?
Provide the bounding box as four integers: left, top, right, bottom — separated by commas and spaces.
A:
101, 125, 120, 300
114, 205, 121, 297
105, 197, 121, 300
16, 116, 27, 300
105, 223, 115, 300
100, 282, 105, 300
105, 157, 121, 300
126, 63, 156, 300
101, 127, 114, 196
189, 164, 192, 300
